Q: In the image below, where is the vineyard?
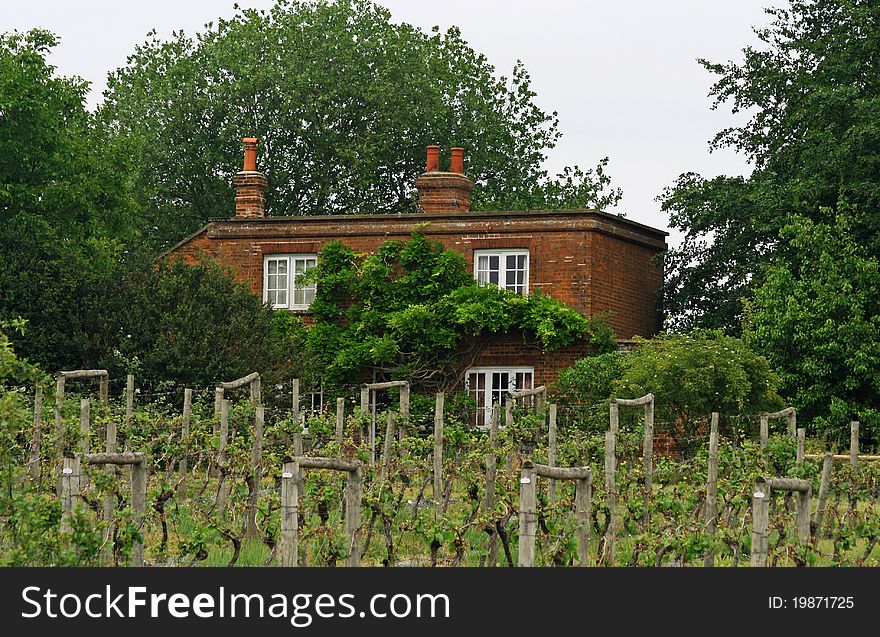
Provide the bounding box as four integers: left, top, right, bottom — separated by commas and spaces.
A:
1, 370, 878, 568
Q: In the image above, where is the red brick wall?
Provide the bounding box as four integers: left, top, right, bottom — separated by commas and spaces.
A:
167, 209, 666, 341
463, 332, 599, 389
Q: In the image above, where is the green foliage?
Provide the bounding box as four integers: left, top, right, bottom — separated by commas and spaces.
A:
614, 331, 783, 448
554, 351, 625, 405
745, 212, 880, 445
117, 258, 287, 386
283, 233, 613, 388
660, 0, 880, 331
0, 30, 140, 372
100, 0, 621, 250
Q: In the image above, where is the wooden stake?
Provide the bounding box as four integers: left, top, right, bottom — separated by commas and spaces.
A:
796, 428, 805, 464
850, 421, 859, 470
760, 414, 769, 448
280, 459, 299, 567
55, 375, 65, 450
60, 453, 80, 534
603, 430, 617, 566
547, 404, 557, 503
517, 461, 537, 567
29, 386, 43, 480
485, 405, 500, 567
814, 452, 833, 543
125, 374, 134, 429
335, 397, 345, 449
609, 401, 618, 437
102, 407, 117, 565
575, 474, 592, 567
245, 406, 264, 539
345, 465, 362, 567
130, 460, 147, 567
80, 398, 90, 454
399, 384, 410, 446
796, 488, 812, 548
178, 388, 192, 500
99, 375, 109, 405
291, 378, 300, 424
380, 411, 395, 482
434, 392, 444, 514
750, 478, 769, 567
642, 399, 654, 524
217, 399, 230, 516
704, 412, 719, 567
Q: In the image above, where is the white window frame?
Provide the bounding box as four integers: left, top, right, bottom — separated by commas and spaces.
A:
473, 249, 530, 295
465, 366, 534, 427
263, 254, 317, 310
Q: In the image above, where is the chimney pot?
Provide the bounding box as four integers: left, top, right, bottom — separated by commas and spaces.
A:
414, 145, 473, 213
450, 147, 464, 174
242, 137, 259, 172
426, 145, 440, 172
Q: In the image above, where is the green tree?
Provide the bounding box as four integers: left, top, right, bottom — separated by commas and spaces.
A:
100, 0, 621, 250
661, 0, 880, 331
0, 29, 137, 371
292, 233, 614, 389
117, 258, 288, 387
613, 331, 782, 453
745, 211, 880, 445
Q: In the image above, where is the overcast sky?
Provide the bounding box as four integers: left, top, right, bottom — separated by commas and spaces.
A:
6, 0, 783, 244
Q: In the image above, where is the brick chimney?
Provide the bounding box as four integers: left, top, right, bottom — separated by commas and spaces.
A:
232, 137, 268, 219
414, 145, 474, 212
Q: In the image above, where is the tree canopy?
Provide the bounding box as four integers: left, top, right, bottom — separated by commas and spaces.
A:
661, 0, 880, 332
745, 210, 880, 445
100, 0, 621, 250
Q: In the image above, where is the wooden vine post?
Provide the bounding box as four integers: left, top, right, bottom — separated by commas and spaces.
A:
291, 378, 300, 424
80, 398, 90, 454
280, 458, 300, 567
28, 385, 43, 480
508, 385, 547, 412
610, 393, 654, 526
245, 406, 265, 539
362, 381, 410, 465
814, 452, 833, 543
279, 456, 363, 567
125, 374, 134, 434
750, 476, 812, 567
102, 409, 118, 565
212, 372, 260, 478
178, 388, 192, 500
336, 397, 345, 449
760, 407, 796, 448
547, 404, 558, 503
380, 411, 396, 482
603, 429, 616, 565
484, 405, 501, 567
216, 399, 230, 516
518, 460, 592, 567
433, 392, 444, 515
60, 451, 147, 566
53, 369, 109, 453
850, 421, 859, 470
703, 412, 719, 567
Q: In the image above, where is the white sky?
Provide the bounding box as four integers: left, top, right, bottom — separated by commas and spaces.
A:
4, 0, 781, 245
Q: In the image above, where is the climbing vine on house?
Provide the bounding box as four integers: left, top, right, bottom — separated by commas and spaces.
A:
284, 233, 614, 389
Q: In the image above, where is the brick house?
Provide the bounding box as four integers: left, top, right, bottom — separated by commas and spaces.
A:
165, 139, 667, 419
